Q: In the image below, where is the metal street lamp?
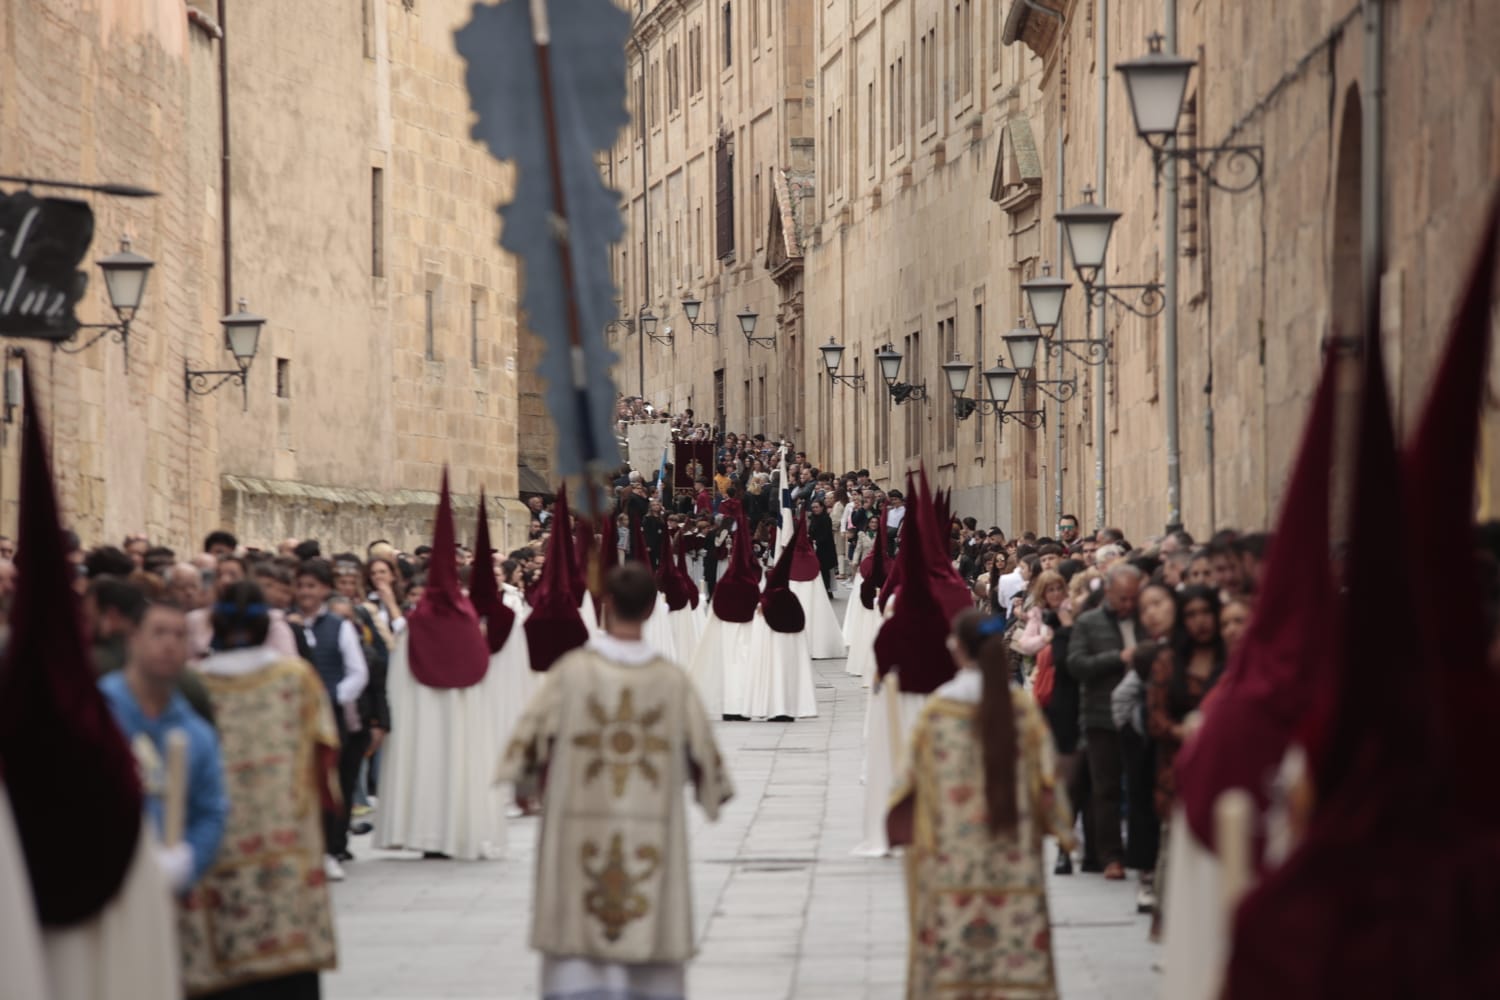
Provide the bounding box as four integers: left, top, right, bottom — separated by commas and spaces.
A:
1057, 185, 1121, 281
999, 316, 1075, 400
54, 235, 155, 370
875, 345, 904, 386
1117, 33, 1264, 193
98, 237, 153, 318
185, 297, 267, 411
1056, 185, 1165, 318
681, 296, 716, 336
982, 357, 1045, 429
874, 344, 926, 404
738, 307, 771, 348
1116, 33, 1196, 141
1002, 317, 1043, 373
820, 338, 865, 388
639, 309, 673, 347
1021, 262, 1071, 333
943, 354, 988, 421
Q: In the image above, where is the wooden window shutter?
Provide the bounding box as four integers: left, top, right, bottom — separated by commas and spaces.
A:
716, 135, 735, 259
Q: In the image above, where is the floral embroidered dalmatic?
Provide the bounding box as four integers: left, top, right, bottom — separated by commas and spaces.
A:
891, 687, 1075, 1000
179, 655, 341, 996
498, 642, 733, 968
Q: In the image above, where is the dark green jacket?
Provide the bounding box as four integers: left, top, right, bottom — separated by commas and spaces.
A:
1066, 603, 1131, 731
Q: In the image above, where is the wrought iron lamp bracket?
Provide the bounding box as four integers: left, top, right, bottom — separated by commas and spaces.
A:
889, 382, 928, 405
184, 363, 251, 411
1084, 280, 1167, 318
1151, 141, 1264, 195
1030, 377, 1079, 402
1045, 337, 1111, 366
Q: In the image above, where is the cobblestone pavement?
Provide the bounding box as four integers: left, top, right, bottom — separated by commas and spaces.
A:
327, 611, 1159, 999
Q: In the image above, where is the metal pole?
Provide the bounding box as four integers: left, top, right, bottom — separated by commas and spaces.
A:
1361, 0, 1384, 319
1163, 0, 1181, 532
637, 41, 650, 398
1093, 0, 1108, 532
1054, 126, 1066, 529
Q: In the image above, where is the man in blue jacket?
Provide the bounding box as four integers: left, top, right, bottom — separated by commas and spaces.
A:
99, 599, 228, 893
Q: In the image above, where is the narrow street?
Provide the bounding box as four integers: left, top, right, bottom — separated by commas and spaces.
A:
327, 598, 1158, 1000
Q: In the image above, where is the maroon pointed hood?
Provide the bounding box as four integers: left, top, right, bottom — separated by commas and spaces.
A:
656, 527, 690, 612
916, 467, 971, 620
1175, 352, 1337, 855
859, 513, 889, 610
524, 487, 589, 671
631, 519, 651, 566
1402, 195, 1500, 829
1227, 219, 1500, 998
570, 501, 593, 605
468, 490, 516, 655
878, 507, 907, 614
873, 468, 958, 694
548, 484, 582, 606
0, 361, 143, 926
407, 469, 491, 688
761, 514, 807, 633
933, 484, 952, 537
711, 513, 760, 623
673, 524, 701, 609
789, 509, 821, 581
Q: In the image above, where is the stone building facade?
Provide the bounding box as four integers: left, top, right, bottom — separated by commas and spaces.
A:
0, 0, 533, 554
610, 0, 817, 447
1000, 0, 1500, 540
801, 0, 1050, 526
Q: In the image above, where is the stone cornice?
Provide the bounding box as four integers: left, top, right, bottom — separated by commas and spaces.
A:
1001, 0, 1066, 63
630, 0, 692, 47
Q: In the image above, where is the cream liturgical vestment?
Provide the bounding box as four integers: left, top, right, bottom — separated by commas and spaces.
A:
498, 634, 733, 992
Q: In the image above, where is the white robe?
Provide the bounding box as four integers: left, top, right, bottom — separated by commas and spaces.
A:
0, 787, 50, 1000
667, 605, 703, 670
687, 614, 755, 718
841, 572, 865, 676
496, 587, 539, 746
851, 680, 928, 857
375, 630, 510, 859
842, 593, 882, 688
790, 578, 847, 660
641, 594, 678, 662
579, 592, 600, 634
1161, 807, 1228, 1000
744, 615, 819, 720
41, 817, 180, 1000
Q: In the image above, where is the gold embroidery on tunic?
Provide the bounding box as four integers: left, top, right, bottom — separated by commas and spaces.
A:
571, 689, 671, 797
581, 833, 661, 941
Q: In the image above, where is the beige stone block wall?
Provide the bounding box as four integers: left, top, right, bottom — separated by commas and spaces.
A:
0, 0, 529, 553
1006, 0, 1500, 541
612, 0, 818, 444
0, 0, 223, 546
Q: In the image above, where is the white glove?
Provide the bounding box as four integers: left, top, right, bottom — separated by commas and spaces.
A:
155, 841, 195, 894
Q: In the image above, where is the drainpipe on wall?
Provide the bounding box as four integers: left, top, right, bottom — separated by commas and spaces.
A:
217, 0, 233, 316
1093, 0, 1108, 531
1055, 125, 1066, 530
1162, 0, 1181, 532
1361, 0, 1384, 327
637, 43, 650, 400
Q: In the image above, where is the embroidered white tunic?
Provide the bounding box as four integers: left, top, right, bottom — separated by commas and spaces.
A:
498, 634, 733, 969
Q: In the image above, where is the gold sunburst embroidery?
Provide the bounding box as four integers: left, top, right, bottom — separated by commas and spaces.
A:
571, 689, 671, 797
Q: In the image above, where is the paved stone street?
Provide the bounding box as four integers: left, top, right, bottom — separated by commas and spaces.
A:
327, 608, 1158, 999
